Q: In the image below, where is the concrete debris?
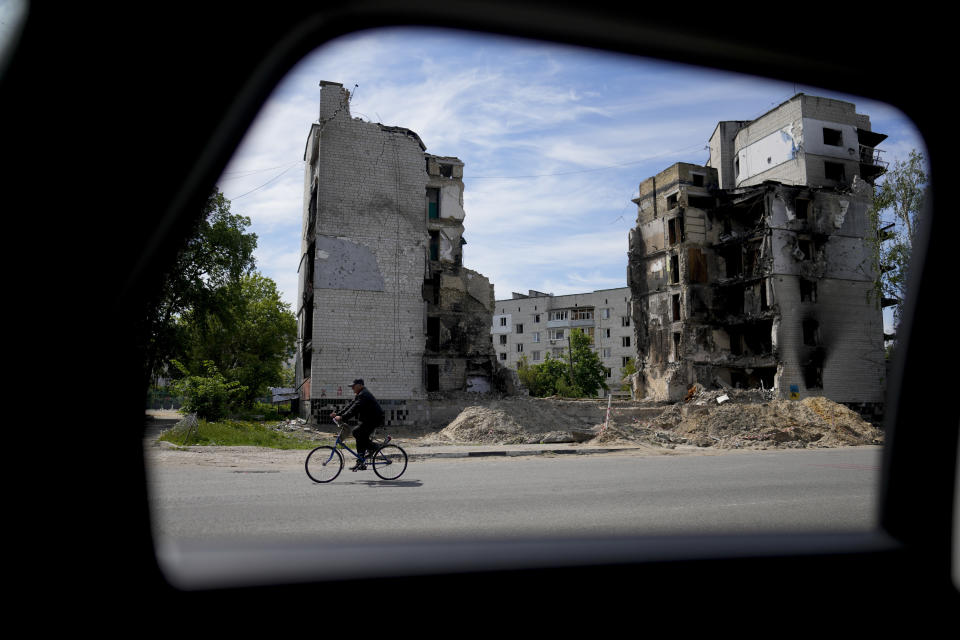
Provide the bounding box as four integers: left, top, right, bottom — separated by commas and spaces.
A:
429, 391, 881, 450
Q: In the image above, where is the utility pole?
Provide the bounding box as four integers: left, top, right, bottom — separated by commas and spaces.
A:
567, 334, 574, 385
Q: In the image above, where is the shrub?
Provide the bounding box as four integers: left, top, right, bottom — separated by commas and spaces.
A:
168, 359, 247, 421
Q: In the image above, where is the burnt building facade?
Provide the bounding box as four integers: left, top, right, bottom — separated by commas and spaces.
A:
296, 81, 500, 425
628, 94, 888, 412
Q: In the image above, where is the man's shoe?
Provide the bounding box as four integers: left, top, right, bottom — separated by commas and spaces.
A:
350, 461, 366, 471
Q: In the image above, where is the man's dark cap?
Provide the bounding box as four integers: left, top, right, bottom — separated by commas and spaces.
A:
351, 379, 364, 386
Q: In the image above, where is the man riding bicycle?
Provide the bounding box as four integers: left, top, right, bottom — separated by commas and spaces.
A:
331, 378, 385, 471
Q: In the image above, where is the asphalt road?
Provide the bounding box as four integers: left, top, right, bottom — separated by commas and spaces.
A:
148, 447, 881, 544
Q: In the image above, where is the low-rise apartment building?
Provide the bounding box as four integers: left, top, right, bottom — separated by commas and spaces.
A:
491, 288, 634, 395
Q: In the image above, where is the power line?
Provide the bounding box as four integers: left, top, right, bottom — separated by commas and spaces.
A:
224, 164, 301, 200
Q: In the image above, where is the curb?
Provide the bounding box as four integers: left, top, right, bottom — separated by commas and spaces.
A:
407, 446, 637, 460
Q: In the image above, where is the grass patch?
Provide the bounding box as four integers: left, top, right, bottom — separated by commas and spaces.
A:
159, 417, 323, 449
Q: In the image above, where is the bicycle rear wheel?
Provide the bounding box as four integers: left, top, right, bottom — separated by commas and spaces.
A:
372, 444, 407, 480
305, 446, 343, 483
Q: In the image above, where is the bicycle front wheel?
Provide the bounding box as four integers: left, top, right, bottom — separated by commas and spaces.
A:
372, 444, 407, 480
305, 446, 343, 483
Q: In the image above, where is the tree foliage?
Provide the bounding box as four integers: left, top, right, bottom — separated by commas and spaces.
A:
143, 191, 258, 386
168, 359, 247, 421
516, 329, 609, 397
868, 149, 927, 331
177, 273, 297, 404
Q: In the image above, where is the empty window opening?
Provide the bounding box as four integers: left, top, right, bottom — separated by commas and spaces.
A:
824, 161, 845, 181
669, 254, 680, 284
439, 163, 453, 178
534, 314, 541, 323
427, 317, 440, 351
429, 230, 439, 260
723, 246, 743, 278
499, 334, 507, 345
516, 323, 524, 334
822, 127, 843, 146
688, 195, 714, 209
723, 287, 745, 315
426, 364, 440, 392
668, 216, 685, 245
673, 332, 681, 359
803, 319, 820, 347
734, 157, 740, 177
795, 198, 810, 220
800, 278, 817, 302
797, 238, 814, 261
517, 343, 524, 353
622, 336, 631, 347
743, 320, 773, 354
622, 356, 632, 367
759, 280, 769, 311
804, 350, 825, 389
672, 294, 681, 322
666, 193, 679, 209
499, 352, 507, 361
729, 367, 776, 390
621, 316, 631, 327
426, 187, 440, 219
692, 173, 705, 187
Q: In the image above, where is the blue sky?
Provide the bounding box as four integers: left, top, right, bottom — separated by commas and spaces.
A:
217, 27, 926, 315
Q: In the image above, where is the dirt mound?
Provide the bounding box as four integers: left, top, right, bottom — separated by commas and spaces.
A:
438, 397, 598, 444
435, 391, 882, 450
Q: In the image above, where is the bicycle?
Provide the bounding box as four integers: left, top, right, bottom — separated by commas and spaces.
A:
305, 417, 408, 483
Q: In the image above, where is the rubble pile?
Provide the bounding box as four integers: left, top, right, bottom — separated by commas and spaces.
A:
436, 389, 883, 450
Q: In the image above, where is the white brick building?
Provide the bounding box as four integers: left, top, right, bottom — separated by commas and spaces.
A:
491, 288, 634, 396
296, 81, 499, 425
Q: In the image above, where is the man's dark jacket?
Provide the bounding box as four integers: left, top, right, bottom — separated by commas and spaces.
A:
340, 388, 385, 426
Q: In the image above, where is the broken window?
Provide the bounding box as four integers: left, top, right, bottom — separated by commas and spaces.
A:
804, 349, 825, 389
426, 364, 440, 392
499, 353, 507, 361
604, 328, 611, 339
797, 238, 814, 261
822, 127, 843, 146
723, 245, 743, 278
668, 216, 684, 245
622, 356, 631, 367
534, 314, 541, 323
670, 253, 680, 284
734, 156, 740, 177
499, 335, 507, 345
602, 347, 611, 358
427, 317, 440, 351
516, 323, 524, 334
605, 367, 613, 379
803, 319, 820, 346
666, 193, 679, 209
621, 316, 630, 327
622, 336, 631, 347
673, 332, 681, 359
426, 187, 439, 219
795, 198, 810, 221
800, 278, 817, 302
429, 230, 439, 260
824, 161, 845, 181
672, 294, 681, 322
688, 195, 714, 209
517, 343, 523, 353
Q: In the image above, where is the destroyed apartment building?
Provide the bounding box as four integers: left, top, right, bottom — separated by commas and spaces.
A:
627, 94, 889, 415
295, 81, 502, 425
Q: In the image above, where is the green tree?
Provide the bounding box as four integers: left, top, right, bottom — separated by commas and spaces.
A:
177, 273, 297, 405
565, 329, 608, 397
168, 359, 247, 421
515, 329, 608, 398
868, 149, 927, 332
143, 191, 258, 386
